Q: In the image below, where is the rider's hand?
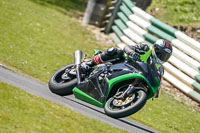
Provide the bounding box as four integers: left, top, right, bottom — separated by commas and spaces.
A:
130, 52, 141, 61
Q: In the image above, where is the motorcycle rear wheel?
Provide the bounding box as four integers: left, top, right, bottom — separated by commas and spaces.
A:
48, 64, 77, 96
104, 89, 147, 118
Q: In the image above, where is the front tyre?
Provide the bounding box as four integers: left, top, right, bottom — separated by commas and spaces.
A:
104, 90, 147, 118
49, 64, 77, 96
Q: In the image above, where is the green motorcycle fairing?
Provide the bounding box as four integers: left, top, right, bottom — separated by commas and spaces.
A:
73, 72, 160, 108
73, 87, 104, 107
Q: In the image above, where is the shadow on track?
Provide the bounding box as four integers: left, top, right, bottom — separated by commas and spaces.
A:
118, 119, 155, 133
64, 96, 105, 114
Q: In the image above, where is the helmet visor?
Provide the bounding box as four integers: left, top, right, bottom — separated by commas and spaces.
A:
155, 46, 171, 62
152, 47, 164, 64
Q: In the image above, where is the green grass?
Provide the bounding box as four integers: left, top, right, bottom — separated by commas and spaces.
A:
0, 82, 128, 133
147, 0, 200, 26
30, 0, 87, 17
0, 0, 200, 133
0, 0, 105, 83
130, 93, 200, 133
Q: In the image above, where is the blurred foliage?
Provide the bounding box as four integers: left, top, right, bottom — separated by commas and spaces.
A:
147, 0, 200, 26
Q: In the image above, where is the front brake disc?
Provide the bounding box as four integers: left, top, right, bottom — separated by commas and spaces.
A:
112, 94, 135, 107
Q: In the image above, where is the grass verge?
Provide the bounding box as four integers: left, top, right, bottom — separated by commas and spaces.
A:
0, 82, 127, 133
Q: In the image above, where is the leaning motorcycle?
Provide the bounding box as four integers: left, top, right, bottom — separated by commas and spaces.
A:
48, 50, 161, 118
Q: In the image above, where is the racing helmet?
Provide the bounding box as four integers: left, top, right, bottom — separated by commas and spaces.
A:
152, 39, 173, 64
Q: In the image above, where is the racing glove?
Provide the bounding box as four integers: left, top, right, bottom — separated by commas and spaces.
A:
130, 52, 141, 61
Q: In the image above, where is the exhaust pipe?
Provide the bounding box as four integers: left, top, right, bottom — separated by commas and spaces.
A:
74, 50, 82, 65
74, 50, 82, 84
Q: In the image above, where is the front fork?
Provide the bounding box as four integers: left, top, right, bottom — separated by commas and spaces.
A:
114, 78, 147, 100
114, 85, 145, 100
152, 87, 160, 100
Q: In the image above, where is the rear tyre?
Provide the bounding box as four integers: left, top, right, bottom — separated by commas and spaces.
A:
104, 89, 147, 118
49, 64, 77, 96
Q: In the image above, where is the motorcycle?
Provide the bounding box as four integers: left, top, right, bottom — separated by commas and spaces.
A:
48, 50, 161, 118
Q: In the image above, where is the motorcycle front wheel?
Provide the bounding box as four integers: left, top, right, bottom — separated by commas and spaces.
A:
48, 64, 77, 96
104, 89, 147, 118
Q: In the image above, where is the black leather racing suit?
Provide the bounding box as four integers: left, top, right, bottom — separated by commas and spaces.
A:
87, 43, 150, 66
87, 43, 163, 84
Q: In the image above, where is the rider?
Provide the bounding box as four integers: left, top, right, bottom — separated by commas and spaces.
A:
84, 39, 173, 83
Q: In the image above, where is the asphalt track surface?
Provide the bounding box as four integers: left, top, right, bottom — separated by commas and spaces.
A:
0, 66, 159, 133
